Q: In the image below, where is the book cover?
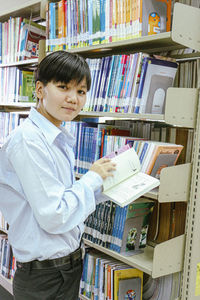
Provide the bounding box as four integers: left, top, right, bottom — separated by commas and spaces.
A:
138, 57, 178, 114
114, 267, 143, 300
118, 277, 142, 300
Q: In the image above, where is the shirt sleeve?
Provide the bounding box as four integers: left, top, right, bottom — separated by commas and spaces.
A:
8, 138, 102, 234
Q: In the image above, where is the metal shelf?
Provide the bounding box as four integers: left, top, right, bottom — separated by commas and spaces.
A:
79, 294, 90, 300
0, 275, 12, 295
0, 0, 47, 22
83, 235, 185, 278
0, 58, 38, 68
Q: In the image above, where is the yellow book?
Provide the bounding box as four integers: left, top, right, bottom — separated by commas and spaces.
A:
114, 267, 143, 300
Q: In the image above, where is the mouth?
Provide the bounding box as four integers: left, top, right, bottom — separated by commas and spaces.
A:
62, 107, 76, 112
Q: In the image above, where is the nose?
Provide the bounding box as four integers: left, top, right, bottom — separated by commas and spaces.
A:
65, 90, 77, 104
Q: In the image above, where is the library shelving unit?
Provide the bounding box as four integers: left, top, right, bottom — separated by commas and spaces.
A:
0, 2, 199, 300
75, 4, 200, 300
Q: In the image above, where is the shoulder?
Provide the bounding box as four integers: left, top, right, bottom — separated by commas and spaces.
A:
5, 118, 46, 154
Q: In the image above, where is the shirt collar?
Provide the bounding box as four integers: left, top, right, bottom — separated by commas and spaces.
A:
28, 107, 75, 147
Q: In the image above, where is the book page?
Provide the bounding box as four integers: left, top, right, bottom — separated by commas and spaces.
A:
103, 147, 141, 192
104, 172, 160, 207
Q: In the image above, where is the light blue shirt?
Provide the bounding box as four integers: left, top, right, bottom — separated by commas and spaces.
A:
0, 107, 104, 262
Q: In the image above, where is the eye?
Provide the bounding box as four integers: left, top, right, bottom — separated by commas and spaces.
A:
58, 85, 67, 90
78, 90, 86, 95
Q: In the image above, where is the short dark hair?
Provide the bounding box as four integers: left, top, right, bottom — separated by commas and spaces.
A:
35, 51, 91, 90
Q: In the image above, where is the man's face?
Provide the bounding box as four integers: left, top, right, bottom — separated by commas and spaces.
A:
36, 78, 87, 127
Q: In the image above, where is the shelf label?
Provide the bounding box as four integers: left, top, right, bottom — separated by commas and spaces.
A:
195, 263, 200, 296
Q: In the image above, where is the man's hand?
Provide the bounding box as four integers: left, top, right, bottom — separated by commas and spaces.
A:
90, 158, 116, 180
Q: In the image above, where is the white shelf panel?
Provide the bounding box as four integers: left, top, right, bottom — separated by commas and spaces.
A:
165, 88, 198, 128
0, 59, 38, 68
0, 0, 46, 22
172, 3, 200, 52
79, 294, 90, 300
0, 103, 35, 108
84, 238, 153, 275
79, 111, 165, 122
158, 163, 191, 203
0, 275, 12, 295
83, 235, 185, 278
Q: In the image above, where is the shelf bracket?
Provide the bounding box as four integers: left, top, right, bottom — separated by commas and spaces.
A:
165, 88, 198, 128
158, 163, 192, 203
172, 3, 200, 52
152, 234, 185, 278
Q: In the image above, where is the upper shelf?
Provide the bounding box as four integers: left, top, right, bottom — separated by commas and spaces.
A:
0, 0, 47, 22
46, 3, 200, 58
0, 59, 38, 68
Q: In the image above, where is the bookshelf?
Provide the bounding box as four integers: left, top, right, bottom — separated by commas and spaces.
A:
0, 2, 199, 300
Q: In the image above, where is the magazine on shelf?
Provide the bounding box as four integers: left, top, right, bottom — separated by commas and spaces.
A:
102, 147, 160, 207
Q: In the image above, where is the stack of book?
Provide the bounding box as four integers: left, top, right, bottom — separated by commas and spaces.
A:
80, 248, 143, 300
85, 54, 178, 114
46, 0, 173, 50
143, 272, 181, 300
0, 234, 15, 280
0, 68, 35, 103
0, 18, 45, 64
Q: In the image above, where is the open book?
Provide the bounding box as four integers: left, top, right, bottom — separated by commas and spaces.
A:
103, 147, 160, 207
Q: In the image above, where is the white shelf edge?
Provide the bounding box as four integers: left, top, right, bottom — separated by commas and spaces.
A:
79, 294, 90, 300
83, 238, 153, 275
0, 58, 38, 68
79, 111, 165, 121
84, 235, 185, 278
0, 102, 35, 108
0, 274, 12, 295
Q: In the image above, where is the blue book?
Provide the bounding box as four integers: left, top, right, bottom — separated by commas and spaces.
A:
107, 55, 120, 112
139, 142, 149, 164
94, 57, 105, 111
100, 56, 112, 111
134, 57, 149, 113
100, 0, 106, 43
88, 0, 93, 45
91, 59, 102, 111
103, 56, 115, 112
49, 2, 56, 52
116, 205, 128, 253
110, 205, 120, 250
94, 257, 100, 300
98, 56, 111, 112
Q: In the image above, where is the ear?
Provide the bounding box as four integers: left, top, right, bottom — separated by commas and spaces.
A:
35, 81, 45, 101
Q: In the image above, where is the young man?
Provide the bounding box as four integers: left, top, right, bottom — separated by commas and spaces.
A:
0, 51, 116, 299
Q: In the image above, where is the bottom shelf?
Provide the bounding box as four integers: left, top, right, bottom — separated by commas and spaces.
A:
0, 274, 13, 295
83, 234, 185, 278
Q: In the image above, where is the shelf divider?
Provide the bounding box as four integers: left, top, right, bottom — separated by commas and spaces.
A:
165, 88, 198, 128
158, 163, 192, 203
172, 3, 200, 52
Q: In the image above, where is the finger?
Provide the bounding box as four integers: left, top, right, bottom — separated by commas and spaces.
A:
98, 158, 111, 164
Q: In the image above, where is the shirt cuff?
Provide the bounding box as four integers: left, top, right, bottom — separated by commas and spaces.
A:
80, 170, 103, 192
